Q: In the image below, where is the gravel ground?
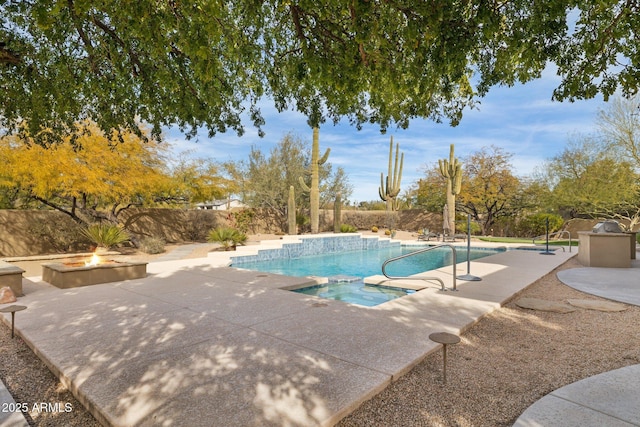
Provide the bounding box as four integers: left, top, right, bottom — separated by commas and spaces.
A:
2, 247, 639, 426
338, 256, 640, 427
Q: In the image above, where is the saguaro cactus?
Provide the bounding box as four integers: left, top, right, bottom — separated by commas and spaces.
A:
378, 136, 404, 211
333, 192, 342, 233
438, 144, 462, 235
299, 127, 330, 234
287, 185, 297, 235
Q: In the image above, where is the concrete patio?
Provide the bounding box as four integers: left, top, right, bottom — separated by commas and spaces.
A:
1, 240, 575, 426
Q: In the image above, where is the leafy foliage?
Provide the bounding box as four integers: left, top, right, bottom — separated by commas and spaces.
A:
517, 213, 564, 238
207, 227, 247, 251
458, 146, 526, 235
82, 224, 130, 249
339, 224, 357, 233
0, 123, 229, 230
29, 218, 86, 253
235, 132, 351, 226
413, 165, 448, 213
138, 236, 166, 255
2, 2, 638, 144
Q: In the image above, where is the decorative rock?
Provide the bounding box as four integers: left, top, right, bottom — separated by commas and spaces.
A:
567, 299, 628, 312
0, 287, 17, 304
515, 297, 576, 313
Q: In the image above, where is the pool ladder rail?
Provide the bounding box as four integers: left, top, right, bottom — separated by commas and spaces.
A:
381, 244, 457, 292
532, 230, 572, 252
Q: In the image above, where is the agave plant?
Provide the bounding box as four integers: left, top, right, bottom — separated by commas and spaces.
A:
207, 227, 247, 251
82, 223, 130, 250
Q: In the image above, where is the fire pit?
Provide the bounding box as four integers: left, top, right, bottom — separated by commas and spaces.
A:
42, 254, 147, 289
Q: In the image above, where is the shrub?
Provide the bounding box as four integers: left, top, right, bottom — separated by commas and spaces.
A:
371, 226, 379, 232
340, 224, 357, 233
82, 224, 130, 249
30, 218, 86, 253
207, 227, 247, 250
517, 213, 564, 238
139, 236, 166, 254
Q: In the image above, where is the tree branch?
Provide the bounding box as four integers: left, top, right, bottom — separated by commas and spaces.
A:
90, 15, 143, 77
0, 43, 21, 65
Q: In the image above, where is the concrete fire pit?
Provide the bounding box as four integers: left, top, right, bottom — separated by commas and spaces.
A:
42, 260, 147, 289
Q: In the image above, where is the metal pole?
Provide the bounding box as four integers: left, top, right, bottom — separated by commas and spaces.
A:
458, 214, 481, 281
540, 217, 555, 255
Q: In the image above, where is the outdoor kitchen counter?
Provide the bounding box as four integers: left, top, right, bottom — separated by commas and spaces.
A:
577, 231, 636, 268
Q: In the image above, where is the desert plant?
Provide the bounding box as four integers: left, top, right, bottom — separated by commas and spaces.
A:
438, 144, 462, 235
371, 226, 379, 232
207, 226, 247, 251
139, 236, 166, 254
299, 127, 330, 233
333, 192, 342, 233
379, 136, 404, 212
82, 223, 130, 250
340, 224, 357, 233
288, 185, 297, 235
517, 213, 564, 238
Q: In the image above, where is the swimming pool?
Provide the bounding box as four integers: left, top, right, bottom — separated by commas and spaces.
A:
233, 245, 502, 278
233, 245, 504, 306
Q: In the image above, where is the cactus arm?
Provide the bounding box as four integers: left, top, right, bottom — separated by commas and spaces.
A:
379, 173, 388, 201
298, 176, 310, 192
319, 148, 331, 165
453, 164, 462, 195
438, 159, 447, 177
378, 136, 404, 210
394, 152, 404, 194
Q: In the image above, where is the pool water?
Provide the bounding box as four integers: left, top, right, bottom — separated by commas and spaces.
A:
234, 245, 503, 307
293, 281, 416, 307
234, 246, 500, 278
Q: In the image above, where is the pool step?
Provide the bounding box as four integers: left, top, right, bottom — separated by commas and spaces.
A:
328, 275, 361, 283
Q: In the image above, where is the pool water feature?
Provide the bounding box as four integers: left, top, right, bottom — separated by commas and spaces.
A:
233, 243, 504, 306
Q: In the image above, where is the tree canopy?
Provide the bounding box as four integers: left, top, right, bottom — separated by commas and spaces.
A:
0, 123, 228, 226
235, 132, 352, 227
2, 1, 638, 145
458, 146, 526, 235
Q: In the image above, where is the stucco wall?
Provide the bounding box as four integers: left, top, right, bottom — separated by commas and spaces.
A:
0, 208, 442, 257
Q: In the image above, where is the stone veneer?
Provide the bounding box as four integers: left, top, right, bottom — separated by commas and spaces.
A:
231, 234, 400, 265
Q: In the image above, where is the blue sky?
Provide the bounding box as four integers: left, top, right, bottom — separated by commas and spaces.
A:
165, 65, 606, 204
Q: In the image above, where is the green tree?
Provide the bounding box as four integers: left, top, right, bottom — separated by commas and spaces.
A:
2, 1, 638, 145
542, 139, 640, 229
237, 133, 352, 228
458, 146, 524, 235
168, 153, 237, 205
414, 163, 447, 213
598, 95, 640, 170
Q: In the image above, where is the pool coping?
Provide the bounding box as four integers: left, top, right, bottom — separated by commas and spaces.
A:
2, 235, 575, 427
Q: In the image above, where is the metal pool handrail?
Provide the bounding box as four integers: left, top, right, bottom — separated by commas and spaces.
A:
532, 230, 572, 252
382, 244, 457, 291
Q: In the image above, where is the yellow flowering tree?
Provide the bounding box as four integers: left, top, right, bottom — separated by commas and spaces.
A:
0, 123, 226, 228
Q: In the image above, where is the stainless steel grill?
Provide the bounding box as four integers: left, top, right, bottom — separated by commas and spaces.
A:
592, 220, 624, 233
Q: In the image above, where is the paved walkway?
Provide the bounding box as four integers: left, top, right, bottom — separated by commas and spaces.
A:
514, 257, 640, 427
1, 240, 636, 426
